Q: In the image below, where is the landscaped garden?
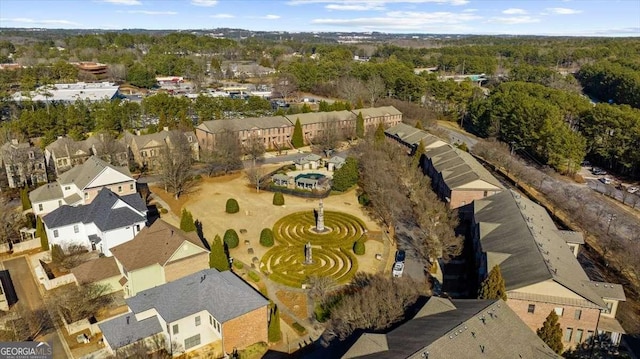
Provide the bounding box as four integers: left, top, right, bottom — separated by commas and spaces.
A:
260, 210, 367, 288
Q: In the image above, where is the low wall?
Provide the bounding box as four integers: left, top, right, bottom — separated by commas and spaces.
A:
31, 251, 77, 290
0, 238, 40, 254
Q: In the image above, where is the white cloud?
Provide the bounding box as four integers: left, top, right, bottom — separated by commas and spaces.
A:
546, 7, 582, 15
289, 0, 469, 7
210, 13, 235, 18
488, 16, 540, 24
262, 15, 281, 19
502, 8, 527, 15
100, 0, 141, 5
462, 8, 477, 12
124, 10, 177, 15
0, 17, 80, 26
191, 0, 218, 6
326, 3, 386, 11
312, 10, 480, 31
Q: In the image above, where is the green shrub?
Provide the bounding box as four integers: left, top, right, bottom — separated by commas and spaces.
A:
51, 244, 65, 264
233, 261, 244, 270
160, 208, 168, 214
272, 192, 285, 206
224, 229, 240, 248
314, 304, 331, 322
226, 198, 240, 214
260, 228, 274, 247
268, 306, 282, 342
292, 322, 306, 335
21, 187, 32, 210
353, 239, 366, 255
179, 209, 196, 232
249, 271, 260, 282
37, 216, 48, 251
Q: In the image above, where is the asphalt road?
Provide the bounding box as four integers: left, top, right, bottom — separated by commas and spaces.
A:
436, 126, 479, 149
3, 257, 69, 359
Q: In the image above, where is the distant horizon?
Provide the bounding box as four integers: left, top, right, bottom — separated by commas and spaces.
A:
0, 0, 638, 37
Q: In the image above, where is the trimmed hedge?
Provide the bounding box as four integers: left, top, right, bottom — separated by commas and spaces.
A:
292, 322, 307, 335
272, 192, 285, 206
224, 229, 240, 248
249, 271, 261, 282
353, 239, 365, 255
260, 228, 275, 247
226, 198, 240, 214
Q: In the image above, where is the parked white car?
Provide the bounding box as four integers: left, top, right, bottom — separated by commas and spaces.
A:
392, 261, 405, 278
599, 177, 612, 185
628, 186, 639, 194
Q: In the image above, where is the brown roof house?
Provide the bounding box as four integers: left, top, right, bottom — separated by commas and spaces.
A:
45, 134, 128, 176
314, 297, 561, 359
285, 110, 357, 146
110, 220, 210, 298
71, 256, 123, 295
1, 139, 47, 188
472, 190, 626, 350
123, 130, 199, 171
196, 116, 293, 152
98, 269, 269, 356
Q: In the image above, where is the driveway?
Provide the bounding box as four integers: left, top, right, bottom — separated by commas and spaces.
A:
2, 257, 70, 359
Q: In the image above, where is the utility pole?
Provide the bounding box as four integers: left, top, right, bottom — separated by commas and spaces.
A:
606, 214, 616, 234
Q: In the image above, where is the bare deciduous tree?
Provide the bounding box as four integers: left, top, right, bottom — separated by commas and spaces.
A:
365, 75, 386, 107
314, 118, 342, 152
273, 73, 297, 100
159, 131, 196, 199
203, 129, 243, 176
4, 305, 55, 341
337, 77, 366, 106
307, 275, 337, 305
243, 132, 266, 161
50, 283, 113, 324
0, 198, 22, 246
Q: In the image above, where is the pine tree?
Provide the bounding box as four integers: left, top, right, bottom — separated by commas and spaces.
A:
179, 209, 196, 232
21, 187, 32, 210
272, 192, 285, 206
209, 235, 230, 271
225, 198, 239, 214
537, 311, 564, 354
36, 216, 48, 250
478, 265, 507, 301
356, 112, 365, 138
223, 229, 239, 248
268, 305, 282, 342
412, 140, 425, 168
374, 123, 386, 145
415, 120, 423, 130
292, 118, 304, 148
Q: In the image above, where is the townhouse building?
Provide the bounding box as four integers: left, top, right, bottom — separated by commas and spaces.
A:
1, 140, 47, 188
45, 135, 128, 176
122, 130, 199, 171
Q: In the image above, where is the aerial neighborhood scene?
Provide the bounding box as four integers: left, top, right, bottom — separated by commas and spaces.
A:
1, 0, 640, 358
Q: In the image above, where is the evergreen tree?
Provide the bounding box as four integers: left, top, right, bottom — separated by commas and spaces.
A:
537, 311, 564, 354
225, 198, 239, 214
412, 141, 425, 168
268, 305, 282, 342
292, 118, 304, 148
331, 157, 359, 192
355, 98, 364, 109
209, 235, 230, 271
374, 123, 386, 145
415, 120, 423, 130
478, 265, 507, 301
179, 209, 196, 232
353, 238, 365, 255
36, 216, 48, 250
260, 228, 275, 247
21, 188, 32, 210
223, 229, 240, 248
356, 112, 365, 138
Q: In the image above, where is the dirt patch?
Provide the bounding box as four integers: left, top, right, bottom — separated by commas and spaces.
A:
276, 290, 308, 319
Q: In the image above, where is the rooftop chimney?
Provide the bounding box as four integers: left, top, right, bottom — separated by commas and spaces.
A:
126, 316, 130, 325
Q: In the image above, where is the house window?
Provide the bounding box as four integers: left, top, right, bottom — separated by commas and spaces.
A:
209, 315, 213, 325
602, 302, 613, 314
483, 191, 488, 197
172, 324, 179, 334
58, 200, 62, 206
130, 184, 134, 191
118, 186, 122, 193
586, 330, 594, 342
564, 328, 573, 342
53, 230, 59, 238
73, 225, 79, 233
84, 193, 89, 200
555, 307, 564, 316
64, 186, 70, 190
527, 304, 535, 314
575, 329, 583, 343
184, 334, 201, 350
38, 204, 43, 212
574, 309, 582, 320
195, 316, 201, 326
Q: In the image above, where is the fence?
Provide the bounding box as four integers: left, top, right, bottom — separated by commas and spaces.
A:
31, 251, 77, 290
0, 237, 41, 254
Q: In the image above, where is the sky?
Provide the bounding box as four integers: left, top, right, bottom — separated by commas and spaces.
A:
0, 0, 638, 36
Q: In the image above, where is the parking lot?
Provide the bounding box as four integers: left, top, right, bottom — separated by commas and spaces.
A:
578, 164, 640, 208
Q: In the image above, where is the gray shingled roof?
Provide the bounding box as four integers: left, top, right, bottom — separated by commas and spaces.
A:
339, 298, 560, 359
557, 230, 585, 245
57, 156, 133, 190
584, 281, 626, 301
384, 123, 441, 148
98, 313, 163, 350
42, 188, 146, 231
285, 110, 355, 126
198, 116, 291, 134
426, 144, 504, 189
474, 191, 605, 307
29, 182, 63, 203
126, 269, 268, 324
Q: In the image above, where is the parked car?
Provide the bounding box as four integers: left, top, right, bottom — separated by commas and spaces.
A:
599, 177, 612, 185
395, 249, 406, 263
628, 186, 639, 194
392, 262, 404, 278
592, 168, 607, 176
